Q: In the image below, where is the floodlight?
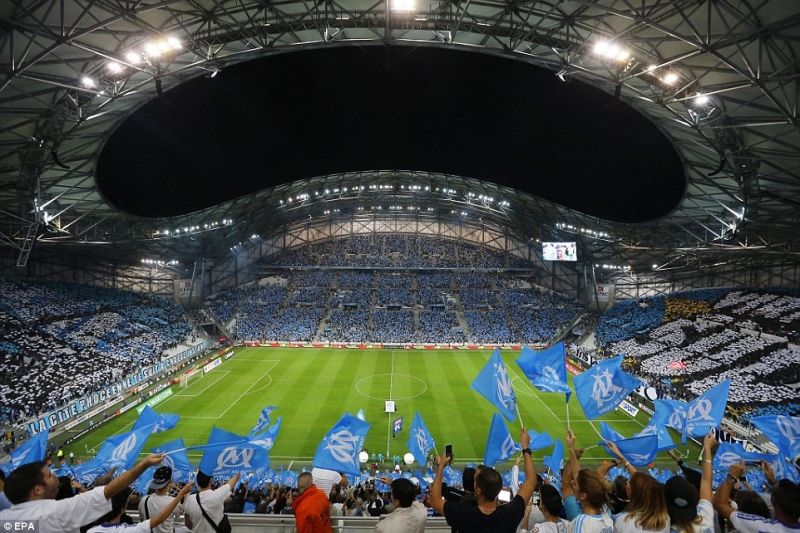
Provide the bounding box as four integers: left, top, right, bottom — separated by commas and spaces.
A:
662, 72, 678, 85
694, 93, 709, 105
106, 62, 123, 74
144, 41, 162, 57
80, 76, 96, 88
391, 0, 415, 10
125, 51, 142, 64
614, 48, 630, 61
593, 41, 610, 55
167, 36, 182, 50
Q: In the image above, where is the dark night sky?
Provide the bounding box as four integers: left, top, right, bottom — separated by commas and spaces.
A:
97, 45, 685, 223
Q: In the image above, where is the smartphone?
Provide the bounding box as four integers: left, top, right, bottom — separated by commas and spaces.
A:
445, 444, 453, 462
531, 491, 540, 505
498, 489, 512, 503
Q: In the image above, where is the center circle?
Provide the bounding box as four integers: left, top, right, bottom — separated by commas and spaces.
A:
355, 373, 428, 401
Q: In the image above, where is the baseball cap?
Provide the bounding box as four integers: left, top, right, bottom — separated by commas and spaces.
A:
665, 476, 699, 523
150, 466, 172, 490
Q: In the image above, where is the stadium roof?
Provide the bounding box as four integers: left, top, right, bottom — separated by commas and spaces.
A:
1, 1, 799, 276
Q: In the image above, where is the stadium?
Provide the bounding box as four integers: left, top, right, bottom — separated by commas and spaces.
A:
0, 1, 799, 532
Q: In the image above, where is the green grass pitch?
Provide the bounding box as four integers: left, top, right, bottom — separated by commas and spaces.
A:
66, 347, 699, 467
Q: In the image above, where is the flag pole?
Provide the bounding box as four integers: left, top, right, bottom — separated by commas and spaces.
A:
166, 439, 250, 455
515, 403, 524, 429
565, 395, 571, 432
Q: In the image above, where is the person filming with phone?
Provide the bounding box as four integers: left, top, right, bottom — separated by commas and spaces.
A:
430, 427, 538, 532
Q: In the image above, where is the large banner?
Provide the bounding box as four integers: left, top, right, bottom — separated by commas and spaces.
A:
26, 341, 208, 435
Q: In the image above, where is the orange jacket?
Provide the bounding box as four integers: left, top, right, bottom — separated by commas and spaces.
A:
291, 484, 333, 533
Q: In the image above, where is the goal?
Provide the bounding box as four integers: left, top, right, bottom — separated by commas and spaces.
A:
179, 370, 200, 389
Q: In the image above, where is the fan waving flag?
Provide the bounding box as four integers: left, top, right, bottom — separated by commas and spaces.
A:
543, 440, 564, 476
96, 425, 154, 471
407, 412, 436, 466
573, 356, 639, 419
249, 406, 277, 437
684, 380, 731, 438
635, 423, 675, 452
602, 434, 658, 467
713, 442, 774, 471
312, 414, 371, 476
751, 416, 800, 460
653, 399, 688, 432
251, 417, 282, 451
4, 429, 49, 473
133, 406, 180, 433
516, 343, 571, 401
152, 438, 195, 482
199, 427, 270, 478
528, 428, 554, 451
472, 348, 517, 422
484, 413, 520, 467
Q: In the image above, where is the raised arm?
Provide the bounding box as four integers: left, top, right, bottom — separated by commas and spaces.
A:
607, 441, 637, 475
699, 431, 715, 502
566, 430, 580, 482
517, 427, 538, 503
429, 453, 449, 516
103, 454, 164, 499
150, 482, 193, 529
226, 472, 241, 490
713, 461, 743, 520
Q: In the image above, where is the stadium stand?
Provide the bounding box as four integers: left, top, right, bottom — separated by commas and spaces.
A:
0, 281, 194, 422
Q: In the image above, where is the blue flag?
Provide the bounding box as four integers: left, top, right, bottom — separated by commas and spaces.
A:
599, 421, 625, 442
249, 406, 277, 437
484, 413, 520, 467
251, 417, 282, 451
603, 434, 658, 467
132, 466, 156, 494
198, 427, 270, 478
472, 349, 517, 422
152, 438, 194, 482
527, 428, 554, 451
684, 380, 730, 438
312, 414, 371, 476
133, 406, 180, 433
635, 423, 675, 452
653, 399, 687, 432
516, 343, 571, 401
573, 356, 638, 419
6, 429, 49, 472
751, 416, 800, 461
96, 426, 153, 471
71, 457, 108, 486
407, 412, 436, 466
543, 440, 564, 475
713, 442, 774, 472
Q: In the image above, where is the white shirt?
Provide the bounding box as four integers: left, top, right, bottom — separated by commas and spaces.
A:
138, 492, 184, 533
375, 501, 427, 533
729, 511, 799, 533
669, 500, 715, 533
567, 513, 613, 533
613, 511, 670, 533
0, 485, 112, 533
183, 485, 230, 533
532, 519, 569, 533
87, 520, 152, 533
312, 467, 342, 497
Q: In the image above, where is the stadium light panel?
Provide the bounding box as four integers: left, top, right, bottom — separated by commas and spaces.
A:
167, 36, 182, 50
391, 0, 415, 10
106, 62, 124, 74
663, 72, 678, 85
694, 93, 710, 105
80, 76, 96, 88
144, 42, 162, 57
125, 51, 142, 64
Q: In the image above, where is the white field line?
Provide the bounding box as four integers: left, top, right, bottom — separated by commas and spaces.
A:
214, 360, 280, 419
505, 364, 563, 422
171, 370, 231, 398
